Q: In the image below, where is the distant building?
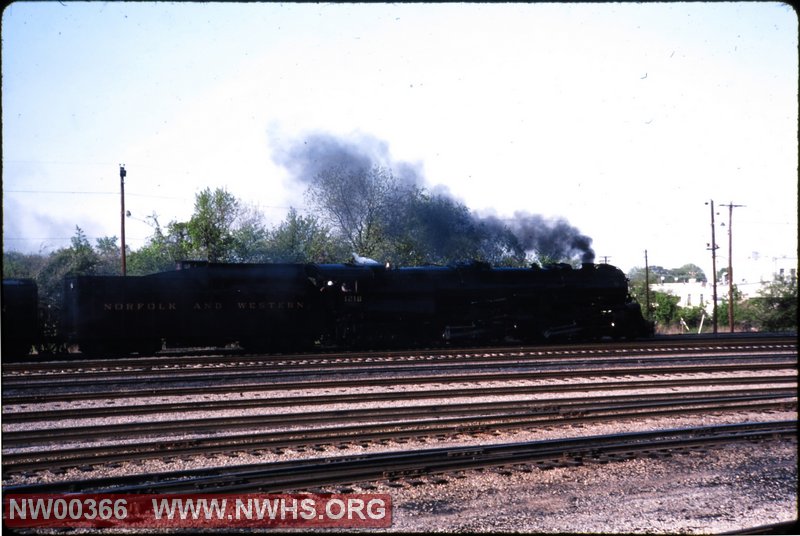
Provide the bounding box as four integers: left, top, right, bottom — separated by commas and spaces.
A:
650, 278, 714, 313
650, 255, 797, 314
734, 253, 797, 299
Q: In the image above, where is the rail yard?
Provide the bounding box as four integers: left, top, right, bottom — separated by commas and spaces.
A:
1, 334, 796, 532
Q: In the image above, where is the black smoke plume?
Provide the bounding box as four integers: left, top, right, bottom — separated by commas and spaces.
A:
506, 212, 595, 264
272, 131, 423, 187
272, 131, 594, 265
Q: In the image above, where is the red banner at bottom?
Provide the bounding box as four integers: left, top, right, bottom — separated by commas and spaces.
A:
3, 493, 392, 528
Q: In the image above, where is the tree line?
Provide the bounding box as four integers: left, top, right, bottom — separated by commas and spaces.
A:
4, 163, 794, 332
2, 166, 568, 305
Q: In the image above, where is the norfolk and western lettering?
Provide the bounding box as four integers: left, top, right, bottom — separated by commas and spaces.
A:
102, 301, 305, 312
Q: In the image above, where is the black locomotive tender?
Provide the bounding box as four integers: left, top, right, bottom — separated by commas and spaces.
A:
2, 259, 652, 358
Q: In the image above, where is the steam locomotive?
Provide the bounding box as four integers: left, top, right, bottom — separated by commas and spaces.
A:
1, 260, 653, 358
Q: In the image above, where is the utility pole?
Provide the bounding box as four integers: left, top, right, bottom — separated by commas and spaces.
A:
644, 250, 651, 321
120, 165, 127, 276
720, 202, 745, 332
706, 200, 718, 334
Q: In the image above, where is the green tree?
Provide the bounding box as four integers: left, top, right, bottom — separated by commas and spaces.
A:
265, 208, 344, 263
127, 216, 190, 274
229, 204, 270, 263
671, 263, 706, 283
305, 165, 397, 257
128, 241, 171, 275
94, 236, 122, 275
66, 227, 100, 275
187, 187, 240, 262
2, 250, 47, 279
716, 284, 745, 331
126, 194, 274, 270
28, 227, 100, 312
650, 291, 680, 328
743, 275, 797, 331
4, 229, 109, 308
627, 267, 654, 314
164, 221, 194, 263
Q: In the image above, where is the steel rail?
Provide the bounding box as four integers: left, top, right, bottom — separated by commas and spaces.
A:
3, 340, 796, 378
4, 389, 795, 447
3, 334, 794, 373
3, 396, 794, 474
2, 360, 796, 404
3, 420, 795, 495
2, 351, 795, 388
3, 375, 795, 423
721, 521, 800, 534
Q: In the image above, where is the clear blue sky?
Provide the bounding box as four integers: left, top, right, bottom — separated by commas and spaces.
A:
2, 2, 797, 276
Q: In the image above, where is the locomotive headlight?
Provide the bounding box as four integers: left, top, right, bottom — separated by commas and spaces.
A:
327, 280, 334, 287
611, 322, 616, 327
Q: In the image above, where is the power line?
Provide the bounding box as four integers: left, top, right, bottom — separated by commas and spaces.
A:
3, 159, 173, 168
4, 236, 150, 241
4, 190, 188, 200
3, 159, 120, 166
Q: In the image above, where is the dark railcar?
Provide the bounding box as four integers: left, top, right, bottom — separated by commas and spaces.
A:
1, 278, 40, 359
63, 262, 323, 355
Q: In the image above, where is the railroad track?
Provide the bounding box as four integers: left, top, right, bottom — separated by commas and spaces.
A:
4, 333, 794, 370
7, 388, 796, 447
3, 336, 794, 403
2, 350, 794, 388
4, 374, 795, 423
3, 335, 795, 480
3, 360, 796, 404
3, 335, 795, 377
4, 421, 795, 495
3, 389, 795, 474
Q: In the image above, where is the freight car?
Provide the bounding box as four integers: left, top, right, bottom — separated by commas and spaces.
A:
1, 260, 652, 358
61, 261, 322, 355
1, 278, 40, 357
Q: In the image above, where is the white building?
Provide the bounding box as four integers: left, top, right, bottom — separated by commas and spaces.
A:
650, 278, 714, 312
650, 255, 797, 314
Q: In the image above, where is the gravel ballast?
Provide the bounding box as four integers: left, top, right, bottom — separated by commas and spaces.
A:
381, 438, 797, 533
